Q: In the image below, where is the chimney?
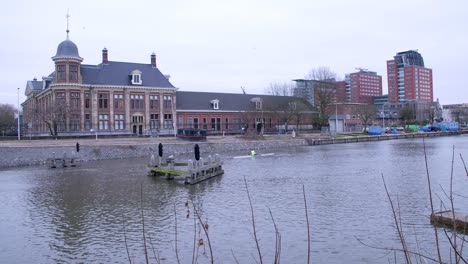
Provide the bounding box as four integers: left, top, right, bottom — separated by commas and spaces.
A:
151, 52, 157, 68
102, 47, 108, 64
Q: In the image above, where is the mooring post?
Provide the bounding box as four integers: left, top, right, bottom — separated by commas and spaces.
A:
158, 143, 163, 166
70, 151, 76, 167
62, 152, 67, 167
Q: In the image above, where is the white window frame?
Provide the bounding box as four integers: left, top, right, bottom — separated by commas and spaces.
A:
131, 70, 142, 85
210, 99, 220, 110
250, 97, 262, 110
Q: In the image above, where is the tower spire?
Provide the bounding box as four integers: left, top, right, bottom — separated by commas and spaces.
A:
66, 9, 70, 39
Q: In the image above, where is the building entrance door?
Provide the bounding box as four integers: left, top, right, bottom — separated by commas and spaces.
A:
132, 115, 144, 135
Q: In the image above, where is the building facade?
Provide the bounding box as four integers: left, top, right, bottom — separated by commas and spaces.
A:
176, 91, 314, 134
443, 103, 468, 125
22, 32, 177, 137
346, 69, 382, 104
387, 50, 433, 103
292, 79, 337, 107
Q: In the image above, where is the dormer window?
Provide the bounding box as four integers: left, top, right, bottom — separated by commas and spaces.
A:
288, 102, 297, 110
131, 70, 142, 85
250, 97, 262, 110
210, 99, 220, 110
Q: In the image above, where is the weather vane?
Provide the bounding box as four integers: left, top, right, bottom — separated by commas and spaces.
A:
66, 9, 70, 39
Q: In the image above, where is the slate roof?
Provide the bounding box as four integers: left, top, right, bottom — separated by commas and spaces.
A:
176, 91, 312, 112
55, 39, 81, 59
28, 80, 44, 91
80, 61, 174, 88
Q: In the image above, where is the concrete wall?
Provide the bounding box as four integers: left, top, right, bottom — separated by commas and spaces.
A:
1, 130, 466, 168
0, 139, 308, 168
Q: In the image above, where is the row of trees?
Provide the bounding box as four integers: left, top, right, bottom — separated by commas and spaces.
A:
0, 104, 18, 136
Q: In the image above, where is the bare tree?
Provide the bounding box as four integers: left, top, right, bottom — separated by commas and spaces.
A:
290, 100, 311, 134
0, 104, 17, 136
306, 66, 338, 81
355, 104, 376, 133
37, 94, 69, 136
306, 67, 338, 127
400, 105, 415, 126
426, 105, 437, 124
264, 82, 295, 96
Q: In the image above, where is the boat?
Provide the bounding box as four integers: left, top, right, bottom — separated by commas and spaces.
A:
176, 128, 207, 141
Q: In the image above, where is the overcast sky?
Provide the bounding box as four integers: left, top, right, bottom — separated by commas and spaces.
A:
1, 0, 467, 107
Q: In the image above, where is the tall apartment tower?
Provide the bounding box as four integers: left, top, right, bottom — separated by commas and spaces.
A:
345, 69, 382, 103
387, 50, 433, 103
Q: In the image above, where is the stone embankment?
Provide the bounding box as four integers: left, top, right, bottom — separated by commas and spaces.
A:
0, 135, 308, 168
0, 131, 466, 168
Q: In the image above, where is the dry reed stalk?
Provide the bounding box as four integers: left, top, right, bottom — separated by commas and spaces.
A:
460, 154, 468, 177
444, 230, 468, 263
122, 214, 132, 264
192, 201, 214, 264
192, 205, 197, 264
381, 174, 411, 263
174, 204, 181, 264
449, 146, 460, 264
268, 208, 281, 264
140, 185, 149, 264
423, 138, 443, 263
354, 236, 442, 263
303, 185, 310, 264
231, 249, 240, 264
147, 234, 161, 264
243, 176, 263, 264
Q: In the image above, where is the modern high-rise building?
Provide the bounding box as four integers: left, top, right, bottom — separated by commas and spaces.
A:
345, 69, 382, 104
293, 79, 337, 107
387, 50, 433, 103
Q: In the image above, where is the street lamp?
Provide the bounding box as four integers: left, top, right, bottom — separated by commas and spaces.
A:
17, 88, 20, 140
335, 103, 338, 137
382, 103, 385, 128
90, 128, 97, 140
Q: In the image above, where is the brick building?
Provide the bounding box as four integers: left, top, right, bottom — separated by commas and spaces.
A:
176, 91, 314, 134
21, 30, 177, 137
387, 50, 433, 103
345, 69, 382, 104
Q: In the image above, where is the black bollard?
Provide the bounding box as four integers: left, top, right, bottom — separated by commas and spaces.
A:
194, 144, 200, 161
158, 143, 163, 157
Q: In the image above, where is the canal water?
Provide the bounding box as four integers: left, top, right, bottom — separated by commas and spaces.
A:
1, 135, 467, 263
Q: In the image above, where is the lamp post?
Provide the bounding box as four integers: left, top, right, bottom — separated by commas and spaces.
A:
335, 103, 338, 137
17, 88, 20, 140
90, 128, 97, 140
382, 104, 385, 128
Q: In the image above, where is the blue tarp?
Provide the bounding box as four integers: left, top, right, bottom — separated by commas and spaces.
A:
432, 122, 459, 131
420, 125, 431, 132
368, 126, 382, 135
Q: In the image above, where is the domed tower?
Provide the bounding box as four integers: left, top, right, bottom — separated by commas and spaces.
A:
51, 26, 83, 84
